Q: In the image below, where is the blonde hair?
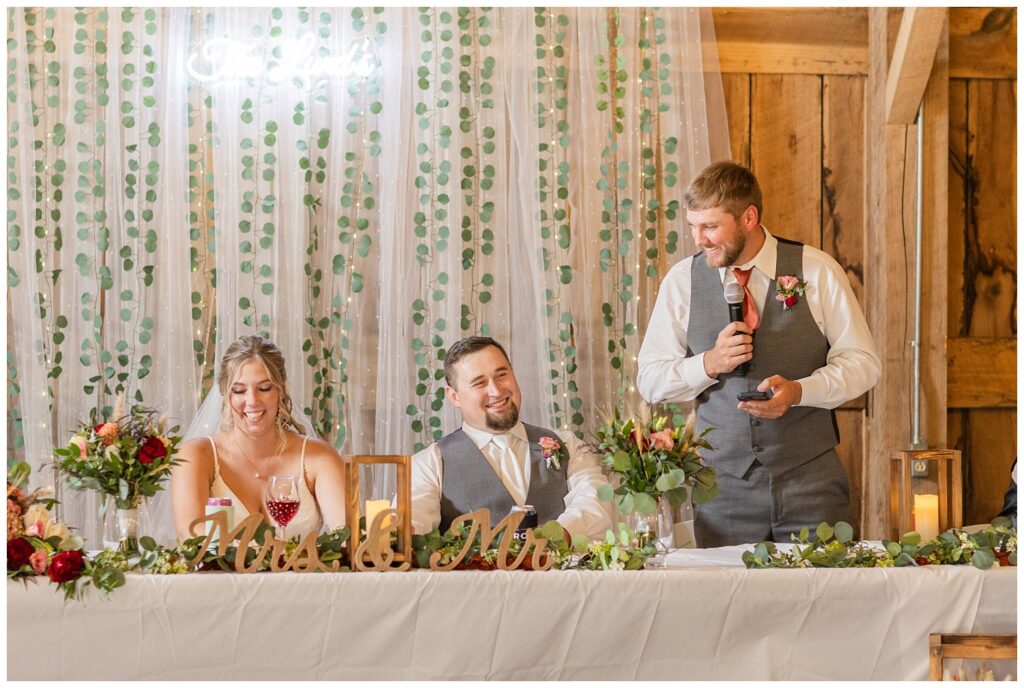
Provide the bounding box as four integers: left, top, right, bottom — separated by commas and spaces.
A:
218, 335, 306, 437
684, 161, 763, 222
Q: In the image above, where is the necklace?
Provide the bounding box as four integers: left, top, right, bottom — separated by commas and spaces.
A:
230, 437, 273, 480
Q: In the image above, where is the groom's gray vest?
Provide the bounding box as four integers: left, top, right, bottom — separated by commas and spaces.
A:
438, 423, 568, 532
687, 238, 838, 479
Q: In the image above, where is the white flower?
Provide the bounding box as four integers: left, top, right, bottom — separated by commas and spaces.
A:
44, 521, 71, 544
23, 504, 51, 536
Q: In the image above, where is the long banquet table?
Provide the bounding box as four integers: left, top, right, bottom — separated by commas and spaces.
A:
7, 545, 1016, 680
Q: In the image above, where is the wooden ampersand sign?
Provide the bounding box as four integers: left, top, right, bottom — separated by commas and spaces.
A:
186, 512, 341, 573
352, 508, 411, 572
428, 508, 556, 571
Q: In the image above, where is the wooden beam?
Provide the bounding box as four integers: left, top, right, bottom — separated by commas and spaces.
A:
712, 8, 867, 76
947, 337, 1017, 408
885, 8, 947, 124
950, 8, 1017, 79
919, 17, 949, 446
712, 8, 1013, 79
865, 8, 908, 540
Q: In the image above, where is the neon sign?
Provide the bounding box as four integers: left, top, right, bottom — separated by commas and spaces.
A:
186, 34, 379, 88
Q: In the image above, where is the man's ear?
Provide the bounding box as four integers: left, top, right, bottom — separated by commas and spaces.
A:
445, 385, 460, 408
742, 204, 759, 229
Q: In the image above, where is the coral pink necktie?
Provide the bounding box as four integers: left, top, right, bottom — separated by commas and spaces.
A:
732, 268, 760, 332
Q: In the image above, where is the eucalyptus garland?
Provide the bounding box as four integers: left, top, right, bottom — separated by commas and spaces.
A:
743, 518, 1017, 570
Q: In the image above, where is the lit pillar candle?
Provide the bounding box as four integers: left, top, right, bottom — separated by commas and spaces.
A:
913, 493, 940, 541
364, 499, 393, 550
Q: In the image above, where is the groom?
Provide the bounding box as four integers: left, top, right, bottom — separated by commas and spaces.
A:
410, 336, 612, 540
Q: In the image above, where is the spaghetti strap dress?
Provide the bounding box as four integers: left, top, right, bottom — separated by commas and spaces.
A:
208, 435, 324, 539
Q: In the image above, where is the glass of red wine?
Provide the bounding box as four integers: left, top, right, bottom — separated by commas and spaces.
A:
265, 475, 300, 540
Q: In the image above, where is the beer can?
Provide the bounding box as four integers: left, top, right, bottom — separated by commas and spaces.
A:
510, 504, 538, 542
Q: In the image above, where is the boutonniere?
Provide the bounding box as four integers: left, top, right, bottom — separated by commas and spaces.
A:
538, 436, 566, 471
775, 275, 808, 310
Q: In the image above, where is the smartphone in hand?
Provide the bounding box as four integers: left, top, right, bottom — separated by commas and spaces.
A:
736, 390, 773, 401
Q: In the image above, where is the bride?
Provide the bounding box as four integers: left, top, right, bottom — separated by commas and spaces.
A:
171, 335, 347, 541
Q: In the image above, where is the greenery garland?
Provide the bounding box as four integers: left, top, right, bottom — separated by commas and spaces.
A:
742, 518, 1017, 570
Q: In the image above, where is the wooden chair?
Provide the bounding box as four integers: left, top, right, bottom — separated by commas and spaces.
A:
928, 633, 1016, 680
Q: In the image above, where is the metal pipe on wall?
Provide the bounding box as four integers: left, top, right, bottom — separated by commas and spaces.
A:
909, 101, 927, 451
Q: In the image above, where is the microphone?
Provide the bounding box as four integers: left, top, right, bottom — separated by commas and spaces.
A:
724, 282, 749, 376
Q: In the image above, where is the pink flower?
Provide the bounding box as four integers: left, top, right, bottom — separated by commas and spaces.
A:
29, 549, 48, 574
538, 437, 563, 470
538, 437, 560, 452
777, 275, 800, 291
69, 435, 88, 458
95, 423, 119, 446
649, 429, 674, 451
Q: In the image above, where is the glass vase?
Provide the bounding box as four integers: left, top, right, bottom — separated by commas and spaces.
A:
627, 496, 674, 568
102, 496, 148, 556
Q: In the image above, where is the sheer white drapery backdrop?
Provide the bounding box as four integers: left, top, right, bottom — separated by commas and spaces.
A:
7, 7, 728, 545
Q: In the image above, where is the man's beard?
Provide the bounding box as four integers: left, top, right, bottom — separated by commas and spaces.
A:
705, 234, 746, 268
484, 401, 520, 432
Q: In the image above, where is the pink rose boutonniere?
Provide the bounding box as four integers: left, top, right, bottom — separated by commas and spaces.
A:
775, 275, 808, 310
538, 436, 565, 471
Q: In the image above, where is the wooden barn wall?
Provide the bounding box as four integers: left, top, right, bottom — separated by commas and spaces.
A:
713, 7, 1016, 533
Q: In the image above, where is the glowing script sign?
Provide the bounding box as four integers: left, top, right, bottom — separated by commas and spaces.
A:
186, 34, 378, 88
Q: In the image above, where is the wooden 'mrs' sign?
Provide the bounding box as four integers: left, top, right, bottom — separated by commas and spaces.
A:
186, 512, 340, 573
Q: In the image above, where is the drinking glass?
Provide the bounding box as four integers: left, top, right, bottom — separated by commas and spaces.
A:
265, 475, 301, 540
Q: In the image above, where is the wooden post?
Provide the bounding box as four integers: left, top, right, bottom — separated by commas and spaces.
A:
865, 9, 950, 539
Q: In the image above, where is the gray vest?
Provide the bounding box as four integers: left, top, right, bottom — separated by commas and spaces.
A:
687, 238, 838, 478
438, 423, 569, 532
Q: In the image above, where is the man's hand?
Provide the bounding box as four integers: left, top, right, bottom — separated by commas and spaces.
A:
737, 375, 802, 419
702, 321, 753, 378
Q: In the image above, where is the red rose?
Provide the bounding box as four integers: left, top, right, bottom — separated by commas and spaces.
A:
7, 537, 34, 570
47, 549, 85, 583
784, 295, 798, 308
138, 435, 168, 465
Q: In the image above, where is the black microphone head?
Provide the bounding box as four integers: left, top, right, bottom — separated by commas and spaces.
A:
724, 282, 744, 305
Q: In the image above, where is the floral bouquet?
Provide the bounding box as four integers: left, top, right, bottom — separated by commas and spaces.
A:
592, 406, 718, 517
7, 462, 126, 599
54, 393, 183, 510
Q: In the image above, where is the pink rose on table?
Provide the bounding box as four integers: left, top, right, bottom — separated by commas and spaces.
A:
29, 548, 49, 574
47, 549, 85, 583
7, 537, 34, 570
137, 435, 168, 465
649, 429, 674, 451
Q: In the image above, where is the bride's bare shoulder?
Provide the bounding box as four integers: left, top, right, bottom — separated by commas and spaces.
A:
177, 435, 218, 469
293, 433, 343, 465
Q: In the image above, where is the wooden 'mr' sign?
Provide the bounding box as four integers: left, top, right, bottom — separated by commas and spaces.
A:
427, 508, 556, 571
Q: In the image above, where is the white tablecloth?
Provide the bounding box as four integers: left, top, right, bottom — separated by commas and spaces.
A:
7, 546, 1016, 680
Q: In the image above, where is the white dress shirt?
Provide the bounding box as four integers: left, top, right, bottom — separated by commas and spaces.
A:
637, 227, 881, 408
410, 420, 613, 540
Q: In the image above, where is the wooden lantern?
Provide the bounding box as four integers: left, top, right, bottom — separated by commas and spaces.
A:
343, 454, 412, 569
889, 449, 962, 541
